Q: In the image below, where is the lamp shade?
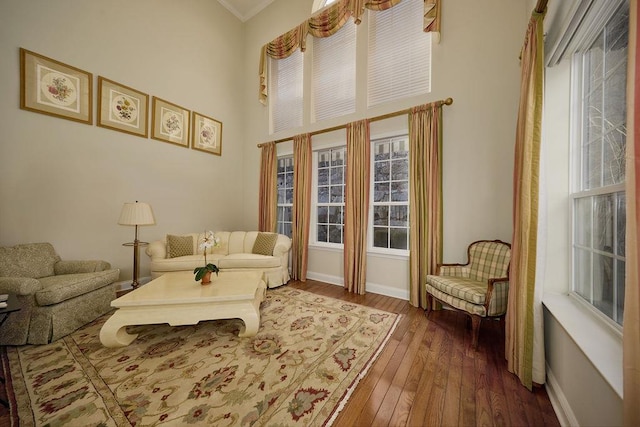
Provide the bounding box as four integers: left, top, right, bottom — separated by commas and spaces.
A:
118, 201, 155, 226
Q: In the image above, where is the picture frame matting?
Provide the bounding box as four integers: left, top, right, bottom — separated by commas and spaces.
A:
20, 48, 93, 125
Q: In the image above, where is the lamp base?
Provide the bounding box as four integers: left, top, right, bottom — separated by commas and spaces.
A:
123, 240, 149, 289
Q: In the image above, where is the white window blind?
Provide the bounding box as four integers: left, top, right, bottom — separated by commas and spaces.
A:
367, 0, 431, 107
312, 20, 356, 122
270, 50, 303, 133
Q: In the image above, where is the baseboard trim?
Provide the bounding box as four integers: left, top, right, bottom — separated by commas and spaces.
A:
305, 271, 409, 301
545, 363, 578, 427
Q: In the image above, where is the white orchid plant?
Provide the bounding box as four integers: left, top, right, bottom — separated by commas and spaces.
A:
194, 230, 220, 281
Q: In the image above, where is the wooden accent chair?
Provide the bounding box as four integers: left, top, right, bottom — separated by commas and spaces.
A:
425, 240, 511, 349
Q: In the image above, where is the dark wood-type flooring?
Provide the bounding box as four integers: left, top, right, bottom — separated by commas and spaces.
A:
0, 279, 560, 427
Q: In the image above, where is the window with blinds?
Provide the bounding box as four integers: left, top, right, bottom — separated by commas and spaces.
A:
367, 0, 432, 107
312, 20, 356, 122
270, 49, 304, 133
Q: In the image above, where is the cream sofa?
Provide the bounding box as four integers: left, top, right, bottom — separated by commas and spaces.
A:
145, 231, 291, 288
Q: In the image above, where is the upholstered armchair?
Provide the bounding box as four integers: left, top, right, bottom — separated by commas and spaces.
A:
425, 240, 511, 349
0, 242, 119, 345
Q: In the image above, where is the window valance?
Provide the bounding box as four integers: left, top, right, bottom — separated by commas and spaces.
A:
259, 0, 441, 105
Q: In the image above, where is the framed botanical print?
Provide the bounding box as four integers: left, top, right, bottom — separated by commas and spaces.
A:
191, 111, 222, 156
97, 76, 149, 138
20, 48, 93, 124
151, 97, 190, 148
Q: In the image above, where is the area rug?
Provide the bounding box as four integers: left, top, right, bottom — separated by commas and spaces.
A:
3, 287, 400, 426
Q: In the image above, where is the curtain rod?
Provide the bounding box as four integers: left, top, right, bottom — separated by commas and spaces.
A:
257, 97, 453, 147
535, 0, 547, 13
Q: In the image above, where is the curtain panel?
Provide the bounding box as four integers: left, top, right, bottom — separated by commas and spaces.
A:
292, 134, 312, 281
506, 9, 545, 391
624, 0, 640, 424
344, 119, 370, 294
408, 102, 443, 308
259, 0, 441, 104
258, 142, 278, 233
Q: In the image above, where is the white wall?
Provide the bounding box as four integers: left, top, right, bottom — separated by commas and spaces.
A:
0, 0, 246, 280
242, 0, 527, 296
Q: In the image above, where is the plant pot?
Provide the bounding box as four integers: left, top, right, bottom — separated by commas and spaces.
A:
201, 271, 212, 285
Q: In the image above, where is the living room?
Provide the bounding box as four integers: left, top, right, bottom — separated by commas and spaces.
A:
1, 0, 636, 426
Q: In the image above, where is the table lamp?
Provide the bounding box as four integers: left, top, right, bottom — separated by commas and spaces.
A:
118, 201, 155, 288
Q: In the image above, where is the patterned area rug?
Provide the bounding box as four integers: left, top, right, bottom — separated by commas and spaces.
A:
3, 287, 400, 426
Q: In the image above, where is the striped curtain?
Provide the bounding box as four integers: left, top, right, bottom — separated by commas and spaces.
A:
292, 134, 312, 281
506, 8, 545, 390
408, 102, 443, 308
258, 142, 277, 232
344, 119, 370, 294
624, 0, 640, 424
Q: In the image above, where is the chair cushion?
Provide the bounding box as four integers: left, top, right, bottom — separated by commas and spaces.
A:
426, 282, 487, 317
166, 235, 194, 258
36, 269, 119, 306
150, 255, 222, 273
218, 253, 281, 269
425, 275, 486, 305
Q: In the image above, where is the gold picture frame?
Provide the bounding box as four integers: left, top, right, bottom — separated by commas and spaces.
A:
191, 112, 222, 156
97, 76, 149, 138
20, 48, 93, 124
151, 97, 190, 148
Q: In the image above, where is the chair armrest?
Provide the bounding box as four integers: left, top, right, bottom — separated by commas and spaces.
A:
438, 263, 470, 277
54, 260, 111, 275
0, 277, 42, 295
146, 240, 167, 260
273, 235, 292, 270
486, 277, 510, 316
273, 236, 292, 257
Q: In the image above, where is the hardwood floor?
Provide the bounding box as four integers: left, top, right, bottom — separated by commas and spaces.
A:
0, 279, 560, 427
289, 279, 560, 427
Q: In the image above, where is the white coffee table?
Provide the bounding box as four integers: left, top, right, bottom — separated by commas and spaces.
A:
100, 271, 266, 348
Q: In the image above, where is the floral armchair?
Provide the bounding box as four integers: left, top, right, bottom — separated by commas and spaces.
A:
0, 242, 119, 345
425, 240, 511, 349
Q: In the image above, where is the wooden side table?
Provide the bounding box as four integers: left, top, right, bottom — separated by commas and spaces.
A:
0, 293, 21, 408
0, 293, 20, 328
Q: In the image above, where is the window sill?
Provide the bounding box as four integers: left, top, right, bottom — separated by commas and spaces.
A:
542, 292, 623, 398
308, 244, 409, 260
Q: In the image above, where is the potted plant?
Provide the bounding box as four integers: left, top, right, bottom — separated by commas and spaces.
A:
194, 231, 220, 284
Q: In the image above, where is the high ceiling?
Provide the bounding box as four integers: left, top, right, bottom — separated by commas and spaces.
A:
217, 0, 275, 22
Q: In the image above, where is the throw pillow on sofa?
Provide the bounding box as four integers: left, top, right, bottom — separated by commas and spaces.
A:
166, 235, 193, 258
252, 233, 278, 256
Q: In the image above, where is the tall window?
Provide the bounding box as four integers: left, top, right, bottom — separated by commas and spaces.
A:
571, 1, 628, 326
315, 147, 346, 244
270, 50, 303, 133
371, 136, 410, 251
367, 0, 431, 107
312, 20, 356, 122
277, 156, 294, 237
268, 0, 431, 134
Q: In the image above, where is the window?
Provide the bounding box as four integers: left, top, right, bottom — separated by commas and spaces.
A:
315, 147, 346, 244
312, 20, 356, 122
277, 156, 294, 238
268, 0, 431, 134
367, 0, 431, 107
571, 1, 628, 326
270, 50, 303, 133
371, 136, 410, 251
312, 0, 338, 13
